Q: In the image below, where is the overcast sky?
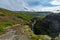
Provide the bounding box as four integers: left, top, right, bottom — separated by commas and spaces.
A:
0, 0, 60, 11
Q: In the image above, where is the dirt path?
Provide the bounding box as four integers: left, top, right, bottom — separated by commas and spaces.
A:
0, 24, 18, 40
0, 24, 32, 40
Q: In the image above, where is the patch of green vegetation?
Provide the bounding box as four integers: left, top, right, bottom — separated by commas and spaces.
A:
0, 13, 6, 16
0, 8, 59, 40
0, 21, 13, 35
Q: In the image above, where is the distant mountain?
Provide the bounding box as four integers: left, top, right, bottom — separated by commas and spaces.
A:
0, 8, 54, 16
0, 8, 54, 19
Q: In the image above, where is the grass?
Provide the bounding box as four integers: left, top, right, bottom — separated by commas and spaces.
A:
0, 8, 59, 40
0, 21, 14, 35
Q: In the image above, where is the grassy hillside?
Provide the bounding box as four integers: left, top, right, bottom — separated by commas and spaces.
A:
0, 8, 53, 34
0, 8, 30, 34
0, 8, 58, 40
0, 8, 52, 24
0, 8, 52, 19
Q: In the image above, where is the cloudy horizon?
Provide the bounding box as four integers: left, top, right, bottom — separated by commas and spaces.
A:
0, 0, 60, 12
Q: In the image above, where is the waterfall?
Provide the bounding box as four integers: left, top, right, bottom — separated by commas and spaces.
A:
31, 20, 36, 31
58, 33, 60, 40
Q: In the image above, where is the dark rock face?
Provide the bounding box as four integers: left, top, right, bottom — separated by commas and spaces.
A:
45, 14, 60, 38
31, 14, 60, 38
45, 14, 60, 32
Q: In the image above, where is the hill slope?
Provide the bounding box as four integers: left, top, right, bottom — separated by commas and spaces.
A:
0, 8, 58, 40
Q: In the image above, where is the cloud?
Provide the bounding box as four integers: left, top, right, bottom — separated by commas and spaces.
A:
50, 0, 60, 5
0, 0, 60, 12
0, 0, 30, 11
31, 6, 60, 11
0, 0, 44, 11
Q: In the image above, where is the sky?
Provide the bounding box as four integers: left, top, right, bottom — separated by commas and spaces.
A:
0, 0, 60, 12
